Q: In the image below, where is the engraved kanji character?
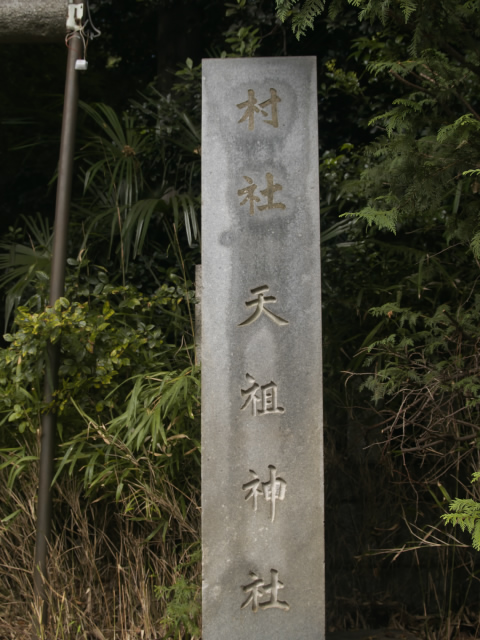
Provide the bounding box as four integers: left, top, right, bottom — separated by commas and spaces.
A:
240, 374, 285, 416
237, 176, 260, 215
241, 569, 290, 612
237, 88, 281, 130
242, 470, 263, 512
259, 88, 281, 128
238, 173, 285, 214
238, 285, 289, 327
262, 465, 287, 522
258, 172, 286, 211
237, 89, 262, 131
260, 569, 290, 611
241, 572, 265, 612
242, 465, 287, 522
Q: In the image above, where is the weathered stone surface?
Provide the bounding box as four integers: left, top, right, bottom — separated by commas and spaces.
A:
0, 0, 67, 42
201, 57, 324, 639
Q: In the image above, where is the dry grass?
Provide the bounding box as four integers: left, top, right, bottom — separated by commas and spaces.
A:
2, 430, 480, 639
0, 460, 201, 639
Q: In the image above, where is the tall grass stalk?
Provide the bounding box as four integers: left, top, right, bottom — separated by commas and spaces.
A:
0, 453, 200, 638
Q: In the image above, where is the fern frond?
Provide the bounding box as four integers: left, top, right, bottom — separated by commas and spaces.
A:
341, 206, 398, 233
275, 0, 296, 22
442, 475, 480, 552
400, 0, 417, 22
471, 230, 480, 260
473, 520, 480, 551
276, 0, 326, 38
437, 114, 480, 143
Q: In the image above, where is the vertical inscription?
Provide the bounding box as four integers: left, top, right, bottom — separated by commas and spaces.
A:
202, 58, 323, 639
236, 77, 290, 616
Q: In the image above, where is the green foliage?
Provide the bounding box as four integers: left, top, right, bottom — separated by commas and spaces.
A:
0, 266, 188, 421
342, 205, 398, 233
361, 294, 480, 407
442, 473, 480, 551
77, 89, 201, 277
324, 59, 362, 96
223, 0, 282, 57
224, 25, 262, 56
0, 255, 200, 502
302, 7, 480, 621
0, 215, 52, 328
0, 56, 205, 553
276, 0, 425, 38
53, 359, 200, 502
276, 0, 326, 38
279, 0, 480, 252
154, 550, 201, 639
80, 102, 149, 211
3, 0, 480, 633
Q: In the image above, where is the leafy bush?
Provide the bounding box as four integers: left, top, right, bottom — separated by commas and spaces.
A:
443, 473, 480, 551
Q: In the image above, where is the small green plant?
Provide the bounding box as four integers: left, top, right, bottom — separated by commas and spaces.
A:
442, 472, 480, 551
154, 569, 201, 639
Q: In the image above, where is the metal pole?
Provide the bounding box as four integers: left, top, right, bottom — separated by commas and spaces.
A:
33, 31, 82, 635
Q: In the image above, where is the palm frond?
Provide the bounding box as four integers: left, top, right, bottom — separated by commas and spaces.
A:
0, 214, 52, 327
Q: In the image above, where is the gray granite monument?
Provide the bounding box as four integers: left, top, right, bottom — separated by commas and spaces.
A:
201, 57, 324, 639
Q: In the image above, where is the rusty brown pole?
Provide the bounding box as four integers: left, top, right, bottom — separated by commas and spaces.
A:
32, 31, 82, 635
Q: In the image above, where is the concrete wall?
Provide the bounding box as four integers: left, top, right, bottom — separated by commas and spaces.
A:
0, 0, 68, 42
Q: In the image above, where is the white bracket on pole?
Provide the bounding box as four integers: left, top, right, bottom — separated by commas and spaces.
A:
67, 2, 88, 70
66, 2, 84, 31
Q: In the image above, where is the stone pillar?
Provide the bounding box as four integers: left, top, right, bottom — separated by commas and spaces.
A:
201, 57, 324, 639
0, 0, 68, 42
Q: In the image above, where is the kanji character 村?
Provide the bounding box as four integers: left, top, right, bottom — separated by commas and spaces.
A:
237, 88, 281, 130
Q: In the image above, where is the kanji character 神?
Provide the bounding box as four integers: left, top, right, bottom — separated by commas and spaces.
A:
242, 465, 287, 522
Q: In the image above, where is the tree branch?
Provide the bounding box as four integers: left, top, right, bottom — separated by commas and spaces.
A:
442, 41, 480, 80
389, 70, 434, 96
452, 90, 480, 122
